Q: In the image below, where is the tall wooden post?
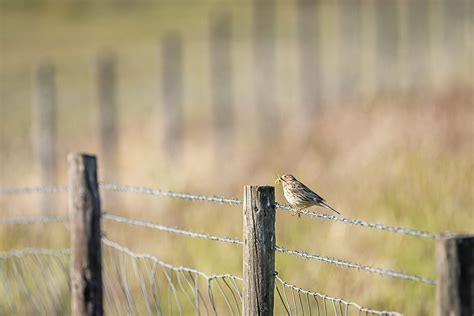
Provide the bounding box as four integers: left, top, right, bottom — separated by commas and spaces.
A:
243, 186, 276, 315
97, 53, 118, 180
68, 153, 103, 316
253, 0, 277, 142
34, 62, 57, 213
436, 233, 474, 316
161, 33, 183, 159
210, 11, 234, 156
297, 0, 320, 117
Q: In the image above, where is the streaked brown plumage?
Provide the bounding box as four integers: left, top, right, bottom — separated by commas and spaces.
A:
275, 174, 340, 217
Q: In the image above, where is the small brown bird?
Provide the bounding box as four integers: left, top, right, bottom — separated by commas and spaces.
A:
275, 174, 340, 217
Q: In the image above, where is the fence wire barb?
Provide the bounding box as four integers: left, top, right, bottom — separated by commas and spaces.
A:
0, 215, 68, 225
104, 212, 434, 285
0, 183, 436, 239
275, 274, 404, 316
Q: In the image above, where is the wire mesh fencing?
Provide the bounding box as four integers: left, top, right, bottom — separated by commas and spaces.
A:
274, 275, 402, 316
103, 238, 243, 315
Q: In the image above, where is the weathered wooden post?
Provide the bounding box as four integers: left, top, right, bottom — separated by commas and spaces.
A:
375, 0, 399, 94
68, 153, 103, 316
161, 32, 183, 159
210, 11, 234, 156
243, 186, 276, 315
253, 0, 277, 142
297, 0, 320, 117
97, 53, 118, 180
34, 62, 57, 213
436, 233, 474, 316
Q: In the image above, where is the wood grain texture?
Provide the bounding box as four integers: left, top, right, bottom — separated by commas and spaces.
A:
243, 185, 276, 316
68, 153, 103, 316
436, 233, 474, 316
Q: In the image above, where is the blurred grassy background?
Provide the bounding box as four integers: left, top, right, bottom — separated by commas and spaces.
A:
0, 0, 473, 315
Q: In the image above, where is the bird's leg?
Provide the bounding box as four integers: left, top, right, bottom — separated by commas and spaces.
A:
291, 208, 301, 217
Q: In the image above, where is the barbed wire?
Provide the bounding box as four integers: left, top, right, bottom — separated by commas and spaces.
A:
100, 182, 242, 205
104, 213, 434, 285
275, 274, 403, 316
0, 182, 436, 239
0, 215, 68, 225
275, 245, 435, 285
276, 203, 436, 239
103, 213, 243, 246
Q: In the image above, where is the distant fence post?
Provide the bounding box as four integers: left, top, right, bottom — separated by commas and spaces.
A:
253, 0, 277, 142
210, 11, 234, 156
297, 0, 320, 116
34, 62, 57, 213
436, 233, 474, 316
68, 153, 103, 316
243, 185, 276, 315
161, 32, 183, 159
97, 52, 118, 180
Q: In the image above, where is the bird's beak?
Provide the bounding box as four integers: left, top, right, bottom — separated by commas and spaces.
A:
274, 175, 281, 184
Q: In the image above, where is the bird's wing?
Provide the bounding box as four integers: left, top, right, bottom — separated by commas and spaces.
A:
295, 181, 324, 203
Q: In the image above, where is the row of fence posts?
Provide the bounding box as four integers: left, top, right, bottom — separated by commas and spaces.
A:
30, 0, 472, 203
68, 153, 473, 315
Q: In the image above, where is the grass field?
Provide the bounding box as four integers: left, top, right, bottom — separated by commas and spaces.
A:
1, 1, 473, 315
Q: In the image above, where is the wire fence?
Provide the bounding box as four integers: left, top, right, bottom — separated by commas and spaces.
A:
0, 212, 435, 285
0, 181, 442, 314
0, 182, 436, 239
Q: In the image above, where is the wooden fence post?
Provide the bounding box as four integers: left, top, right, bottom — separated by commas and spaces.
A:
161, 32, 183, 159
253, 0, 277, 142
97, 52, 118, 180
34, 62, 57, 213
297, 0, 321, 119
243, 185, 276, 315
210, 11, 234, 156
436, 233, 474, 316
68, 153, 103, 316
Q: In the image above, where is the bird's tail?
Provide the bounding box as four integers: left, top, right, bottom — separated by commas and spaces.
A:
320, 201, 340, 215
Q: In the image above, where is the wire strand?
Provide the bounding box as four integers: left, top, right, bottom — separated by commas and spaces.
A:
100, 183, 242, 205
276, 203, 436, 239
103, 213, 242, 246
275, 245, 435, 285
